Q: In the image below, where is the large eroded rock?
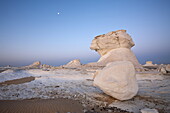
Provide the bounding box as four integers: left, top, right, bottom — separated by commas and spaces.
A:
90, 30, 141, 69
93, 61, 138, 100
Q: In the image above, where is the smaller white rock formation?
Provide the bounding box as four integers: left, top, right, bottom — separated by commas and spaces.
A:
25, 61, 41, 69
30, 61, 41, 67
160, 67, 167, 74
63, 59, 81, 68
141, 108, 159, 113
143, 61, 154, 66
93, 61, 138, 100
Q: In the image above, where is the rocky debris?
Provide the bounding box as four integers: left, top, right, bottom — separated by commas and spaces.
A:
165, 64, 170, 72
93, 61, 138, 100
41, 64, 52, 69
160, 67, 167, 74
89, 30, 142, 70
40, 64, 62, 71
140, 108, 159, 113
157, 64, 170, 75
63, 59, 82, 68
84, 106, 130, 113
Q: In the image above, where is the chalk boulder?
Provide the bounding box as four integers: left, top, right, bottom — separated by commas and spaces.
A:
90, 30, 141, 69
63, 59, 81, 68
93, 61, 138, 100
165, 64, 170, 72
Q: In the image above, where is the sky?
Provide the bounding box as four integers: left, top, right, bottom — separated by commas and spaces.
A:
0, 0, 170, 66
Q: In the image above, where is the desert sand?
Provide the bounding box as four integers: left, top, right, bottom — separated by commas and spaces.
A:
0, 99, 83, 113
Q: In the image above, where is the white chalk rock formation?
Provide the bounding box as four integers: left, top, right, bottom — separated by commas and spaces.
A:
93, 61, 138, 100
141, 108, 159, 113
90, 30, 141, 69
161, 68, 167, 74
143, 61, 154, 66
63, 59, 81, 68
27, 61, 41, 68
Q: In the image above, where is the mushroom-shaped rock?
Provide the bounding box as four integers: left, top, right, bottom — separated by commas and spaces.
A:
143, 61, 158, 69
63, 59, 81, 68
90, 30, 141, 69
93, 61, 138, 100
143, 61, 154, 66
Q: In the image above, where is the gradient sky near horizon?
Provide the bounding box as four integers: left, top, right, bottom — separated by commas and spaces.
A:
0, 0, 170, 66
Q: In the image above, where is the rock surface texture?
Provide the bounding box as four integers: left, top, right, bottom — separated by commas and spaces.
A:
63, 59, 81, 68
90, 30, 141, 69
93, 61, 138, 100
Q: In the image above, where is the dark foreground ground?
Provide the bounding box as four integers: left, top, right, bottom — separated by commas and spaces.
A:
0, 99, 131, 113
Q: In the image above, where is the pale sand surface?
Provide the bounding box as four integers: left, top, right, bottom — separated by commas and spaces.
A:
0, 99, 83, 113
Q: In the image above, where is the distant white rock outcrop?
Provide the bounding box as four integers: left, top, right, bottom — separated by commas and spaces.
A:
29, 61, 41, 68
20, 61, 41, 69
93, 61, 138, 100
63, 59, 81, 68
143, 61, 154, 66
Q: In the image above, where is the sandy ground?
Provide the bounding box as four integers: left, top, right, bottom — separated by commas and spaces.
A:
0, 68, 170, 113
0, 99, 83, 113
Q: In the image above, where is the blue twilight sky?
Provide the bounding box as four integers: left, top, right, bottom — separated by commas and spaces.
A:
0, 0, 170, 66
